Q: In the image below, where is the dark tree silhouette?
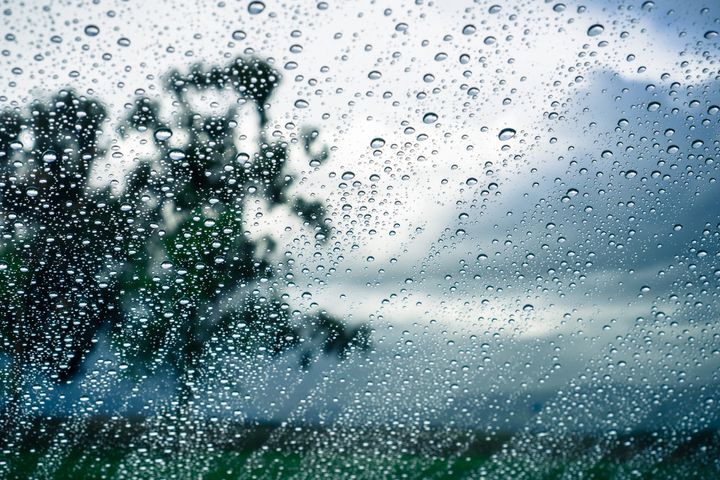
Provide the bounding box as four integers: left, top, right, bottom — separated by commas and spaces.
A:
0, 91, 124, 428
0, 57, 370, 424
115, 57, 369, 401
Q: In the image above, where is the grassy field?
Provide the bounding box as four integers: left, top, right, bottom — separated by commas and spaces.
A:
2, 419, 718, 479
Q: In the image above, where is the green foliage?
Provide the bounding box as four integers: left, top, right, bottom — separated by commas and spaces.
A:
0, 57, 370, 403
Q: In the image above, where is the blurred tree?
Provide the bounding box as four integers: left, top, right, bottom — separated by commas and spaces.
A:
0, 56, 369, 421
116, 57, 369, 402
0, 91, 124, 427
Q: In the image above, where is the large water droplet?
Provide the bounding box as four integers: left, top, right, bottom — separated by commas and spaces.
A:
248, 1, 265, 14
587, 24, 605, 37
84, 25, 100, 37
423, 112, 438, 124
462, 24, 476, 35
498, 128, 516, 141
154, 128, 172, 141
370, 138, 385, 148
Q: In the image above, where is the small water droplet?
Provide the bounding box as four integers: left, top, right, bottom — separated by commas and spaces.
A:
341, 171, 355, 180
294, 99, 309, 109
705, 31, 718, 40
462, 24, 476, 35
647, 101, 661, 111
368, 70, 382, 80
26, 188, 38, 197
370, 138, 385, 148
232, 30, 247, 41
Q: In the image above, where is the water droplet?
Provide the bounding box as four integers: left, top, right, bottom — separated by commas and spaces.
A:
117, 37, 131, 47
673, 224, 682, 231
553, 3, 566, 12
498, 128, 516, 141
161, 261, 173, 270
708, 105, 719, 115
154, 128, 172, 141
423, 112, 438, 124
248, 1, 265, 14
368, 70, 382, 80
692, 139, 704, 148
483, 36, 496, 45
647, 101, 661, 112
625, 170, 637, 178
42, 151, 57, 163
232, 30, 247, 41
169, 149, 186, 160
294, 99, 309, 109
587, 24, 605, 37
705, 31, 718, 40
341, 171, 355, 180
26, 188, 39, 197
370, 138, 385, 148
84, 25, 100, 37
395, 22, 408, 32
488, 5, 501, 14
466, 177, 478, 186
462, 24, 476, 35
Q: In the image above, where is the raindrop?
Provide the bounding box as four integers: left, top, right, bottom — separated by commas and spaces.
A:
587, 24, 605, 37
395, 22, 408, 32
483, 36, 496, 45
26, 188, 38, 197
423, 112, 438, 124
498, 128, 516, 140
647, 101, 661, 111
705, 31, 718, 40
169, 149, 186, 160
466, 177, 478, 186
692, 139, 704, 148
42, 151, 57, 163
370, 138, 385, 148
84, 25, 100, 37
154, 128, 172, 141
625, 170, 637, 178
232, 30, 247, 41
248, 1, 265, 14
117, 37, 131, 47
368, 70, 382, 80
294, 99, 309, 109
462, 24, 476, 35
341, 171, 355, 180
161, 261, 173, 270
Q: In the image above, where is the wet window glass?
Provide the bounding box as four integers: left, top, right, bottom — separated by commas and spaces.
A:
1, 1, 719, 478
